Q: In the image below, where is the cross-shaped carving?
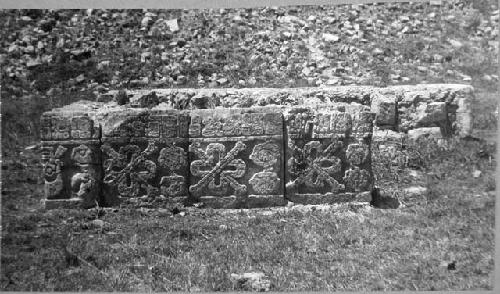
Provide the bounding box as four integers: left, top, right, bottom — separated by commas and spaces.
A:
189, 141, 247, 196
288, 140, 344, 192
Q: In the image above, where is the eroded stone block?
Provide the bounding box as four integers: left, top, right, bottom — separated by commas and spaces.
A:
371, 93, 397, 127
41, 140, 101, 209
284, 105, 375, 204
100, 111, 189, 206
188, 108, 285, 208
40, 113, 101, 141
40, 111, 102, 209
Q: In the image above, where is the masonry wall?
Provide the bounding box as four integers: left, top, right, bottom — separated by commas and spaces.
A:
40, 84, 474, 209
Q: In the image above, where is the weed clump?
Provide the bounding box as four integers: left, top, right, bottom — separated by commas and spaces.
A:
115, 89, 129, 105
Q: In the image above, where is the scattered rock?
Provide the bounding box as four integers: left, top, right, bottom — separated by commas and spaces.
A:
407, 127, 442, 141
165, 19, 179, 32
448, 39, 463, 48
216, 77, 228, 85
75, 74, 85, 83
404, 186, 428, 197
26, 58, 42, 68
322, 33, 339, 42
230, 272, 271, 292
71, 49, 92, 61
372, 48, 384, 55
91, 219, 105, 229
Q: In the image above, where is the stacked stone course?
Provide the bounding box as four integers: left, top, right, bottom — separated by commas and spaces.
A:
41, 84, 474, 209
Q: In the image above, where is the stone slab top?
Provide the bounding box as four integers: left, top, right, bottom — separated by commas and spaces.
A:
44, 84, 474, 116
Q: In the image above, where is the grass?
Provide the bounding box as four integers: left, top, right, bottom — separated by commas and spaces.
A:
1, 1, 498, 291
1, 137, 495, 291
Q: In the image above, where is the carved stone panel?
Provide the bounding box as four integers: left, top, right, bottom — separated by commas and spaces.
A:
40, 113, 101, 141
101, 111, 189, 206
284, 106, 375, 204
40, 140, 102, 209
188, 108, 285, 208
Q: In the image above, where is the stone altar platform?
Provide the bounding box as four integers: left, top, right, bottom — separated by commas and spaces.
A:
40, 84, 474, 209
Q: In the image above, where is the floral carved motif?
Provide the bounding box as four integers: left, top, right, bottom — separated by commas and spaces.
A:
346, 143, 369, 166
249, 171, 279, 194
249, 141, 281, 194
288, 141, 344, 192
343, 167, 370, 192
42, 145, 67, 198
250, 141, 280, 169
189, 141, 247, 196
102, 142, 159, 198
158, 145, 187, 197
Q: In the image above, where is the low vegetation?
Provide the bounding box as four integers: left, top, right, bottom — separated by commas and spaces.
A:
1, 137, 495, 291
1, 0, 497, 291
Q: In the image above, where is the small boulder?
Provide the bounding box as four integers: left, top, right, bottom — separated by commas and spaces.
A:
407, 127, 442, 141
322, 33, 339, 42
165, 19, 179, 32
230, 272, 271, 292
404, 186, 428, 197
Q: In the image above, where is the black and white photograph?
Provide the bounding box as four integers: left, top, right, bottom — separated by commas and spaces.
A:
0, 0, 497, 291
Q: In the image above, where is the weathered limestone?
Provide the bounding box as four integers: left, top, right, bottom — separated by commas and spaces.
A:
284, 104, 375, 204
40, 107, 102, 209
40, 84, 475, 209
188, 107, 285, 208
99, 109, 190, 206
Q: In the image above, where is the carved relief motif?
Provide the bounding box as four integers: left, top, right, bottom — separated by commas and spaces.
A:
70, 169, 97, 203
351, 112, 375, 138
42, 145, 67, 198
70, 116, 93, 139
190, 112, 282, 138
346, 143, 369, 166
312, 112, 352, 138
249, 141, 281, 195
71, 144, 93, 164
41, 115, 100, 140
158, 145, 187, 171
343, 167, 370, 192
70, 144, 99, 204
101, 142, 159, 198
189, 141, 247, 196
51, 117, 71, 140
160, 174, 186, 196
158, 145, 187, 197
288, 141, 344, 192
250, 141, 280, 169
249, 171, 279, 194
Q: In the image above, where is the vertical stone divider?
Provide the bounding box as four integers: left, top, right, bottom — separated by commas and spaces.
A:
100, 109, 190, 207
187, 107, 286, 208
40, 112, 102, 209
284, 104, 375, 204
345, 107, 376, 195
